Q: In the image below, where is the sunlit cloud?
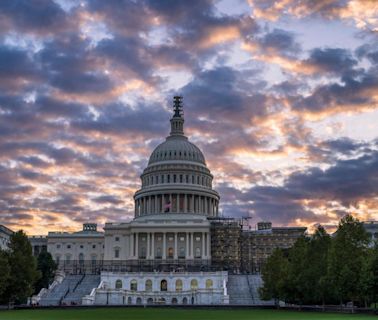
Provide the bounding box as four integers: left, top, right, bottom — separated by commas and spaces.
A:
0, 0, 377, 234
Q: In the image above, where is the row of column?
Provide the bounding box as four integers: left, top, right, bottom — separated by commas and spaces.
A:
129, 232, 211, 260
135, 194, 219, 216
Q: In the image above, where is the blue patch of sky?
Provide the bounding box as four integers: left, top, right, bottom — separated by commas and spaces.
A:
272, 16, 365, 52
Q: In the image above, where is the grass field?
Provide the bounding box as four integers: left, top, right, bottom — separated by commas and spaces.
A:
0, 308, 376, 320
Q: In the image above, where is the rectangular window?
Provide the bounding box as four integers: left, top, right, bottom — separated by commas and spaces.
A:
115, 237, 120, 241
115, 249, 119, 258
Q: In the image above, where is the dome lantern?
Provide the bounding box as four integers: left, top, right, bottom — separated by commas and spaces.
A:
170, 96, 184, 136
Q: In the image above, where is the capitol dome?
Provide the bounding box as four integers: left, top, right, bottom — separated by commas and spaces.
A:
148, 136, 206, 166
134, 96, 220, 219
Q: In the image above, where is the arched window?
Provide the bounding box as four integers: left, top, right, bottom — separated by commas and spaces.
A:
114, 247, 120, 258
190, 279, 198, 290
161, 279, 167, 291
176, 279, 183, 292
127, 297, 132, 305
147, 298, 153, 305
115, 279, 122, 289
130, 279, 137, 291
65, 254, 71, 264
182, 297, 188, 304
145, 279, 152, 292
156, 247, 162, 258
136, 297, 142, 305
56, 255, 60, 264
206, 279, 213, 289
172, 297, 178, 304
168, 247, 173, 258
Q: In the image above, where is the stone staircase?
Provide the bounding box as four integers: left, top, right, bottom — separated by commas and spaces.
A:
62, 275, 101, 305
227, 275, 254, 305
247, 275, 273, 305
39, 275, 82, 306
227, 274, 274, 305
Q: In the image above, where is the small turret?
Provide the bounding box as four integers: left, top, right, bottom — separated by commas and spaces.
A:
170, 96, 184, 136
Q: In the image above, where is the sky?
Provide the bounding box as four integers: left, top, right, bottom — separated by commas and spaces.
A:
0, 0, 378, 235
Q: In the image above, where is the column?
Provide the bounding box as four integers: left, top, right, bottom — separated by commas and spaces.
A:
191, 194, 194, 213
216, 202, 219, 215
161, 195, 164, 213
174, 232, 178, 259
134, 200, 137, 216
169, 194, 172, 212
186, 232, 189, 259
207, 232, 211, 259
155, 196, 158, 214
163, 233, 166, 259
184, 194, 187, 212
202, 232, 205, 259
149, 196, 152, 214
135, 233, 139, 258
151, 232, 155, 259
147, 233, 150, 259
130, 233, 134, 258
177, 194, 180, 213
190, 232, 194, 259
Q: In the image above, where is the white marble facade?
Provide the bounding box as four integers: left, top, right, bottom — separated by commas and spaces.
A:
83, 271, 228, 305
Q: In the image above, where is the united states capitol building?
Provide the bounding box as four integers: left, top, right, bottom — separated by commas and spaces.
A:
3, 97, 314, 305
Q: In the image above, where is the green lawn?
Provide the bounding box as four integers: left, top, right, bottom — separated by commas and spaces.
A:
0, 308, 375, 320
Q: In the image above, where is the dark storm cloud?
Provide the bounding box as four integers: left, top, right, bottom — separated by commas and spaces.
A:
34, 95, 90, 118
72, 101, 168, 137
305, 48, 358, 76
181, 66, 269, 122
218, 142, 378, 224
95, 36, 158, 83
291, 66, 378, 112
17, 156, 51, 168
284, 149, 378, 205
257, 28, 301, 56
307, 137, 372, 163
0, 0, 71, 34
87, 0, 150, 35
92, 195, 123, 205
356, 44, 378, 65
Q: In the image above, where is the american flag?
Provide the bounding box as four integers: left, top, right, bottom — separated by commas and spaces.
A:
164, 201, 171, 212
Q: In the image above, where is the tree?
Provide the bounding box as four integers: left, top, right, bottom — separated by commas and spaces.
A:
303, 225, 332, 305
0, 250, 10, 298
370, 242, 378, 308
3, 231, 40, 304
328, 214, 370, 305
260, 248, 289, 305
285, 236, 309, 305
358, 250, 374, 307
34, 251, 57, 294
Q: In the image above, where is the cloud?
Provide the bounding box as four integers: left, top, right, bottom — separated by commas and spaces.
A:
0, 0, 72, 35
248, 0, 378, 33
